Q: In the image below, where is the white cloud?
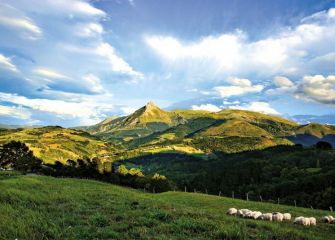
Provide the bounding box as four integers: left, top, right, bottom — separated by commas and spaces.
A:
266, 76, 295, 95
96, 43, 143, 78
295, 75, 335, 104
0, 92, 112, 120
213, 77, 264, 97
77, 23, 103, 37
192, 104, 221, 112
229, 101, 280, 115
0, 54, 19, 72
82, 74, 104, 93
0, 104, 31, 119
121, 106, 136, 115
0, 16, 42, 37
34, 67, 71, 79
145, 8, 335, 80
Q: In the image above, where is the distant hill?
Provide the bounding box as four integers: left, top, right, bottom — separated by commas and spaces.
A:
0, 126, 113, 164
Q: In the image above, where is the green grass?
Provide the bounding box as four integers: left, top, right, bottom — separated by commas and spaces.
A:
0, 172, 334, 240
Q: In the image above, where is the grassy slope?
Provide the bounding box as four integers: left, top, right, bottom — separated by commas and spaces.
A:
0, 172, 334, 240
0, 127, 112, 164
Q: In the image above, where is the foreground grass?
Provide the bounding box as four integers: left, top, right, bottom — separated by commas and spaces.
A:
0, 172, 334, 239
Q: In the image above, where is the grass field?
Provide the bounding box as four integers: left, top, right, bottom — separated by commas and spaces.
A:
1, 172, 335, 239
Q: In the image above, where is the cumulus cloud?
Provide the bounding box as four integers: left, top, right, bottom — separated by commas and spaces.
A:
229, 101, 280, 115
0, 54, 19, 72
191, 104, 221, 112
0, 104, 31, 119
295, 75, 335, 104
266, 76, 295, 95
145, 8, 335, 81
213, 77, 264, 97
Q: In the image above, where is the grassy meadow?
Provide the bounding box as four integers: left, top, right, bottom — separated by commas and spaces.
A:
1, 171, 334, 240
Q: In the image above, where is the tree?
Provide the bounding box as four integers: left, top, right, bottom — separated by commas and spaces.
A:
129, 168, 144, 177
316, 141, 332, 150
0, 141, 42, 172
117, 164, 128, 175
152, 173, 167, 180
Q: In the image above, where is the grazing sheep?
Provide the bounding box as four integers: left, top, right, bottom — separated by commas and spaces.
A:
294, 216, 305, 225
272, 212, 284, 222
227, 208, 237, 215
260, 213, 273, 221
236, 209, 244, 217
321, 215, 334, 223
309, 217, 317, 226
252, 211, 262, 220
283, 213, 291, 221
321, 216, 330, 223
303, 217, 311, 226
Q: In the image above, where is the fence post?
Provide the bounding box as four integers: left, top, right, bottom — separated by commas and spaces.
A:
246, 193, 249, 201
184, 186, 187, 192
173, 187, 175, 192
294, 200, 297, 207
259, 195, 263, 202
205, 189, 208, 194
219, 191, 221, 197
194, 188, 196, 193
330, 206, 333, 212
232, 191, 234, 199
144, 188, 146, 193
277, 198, 280, 205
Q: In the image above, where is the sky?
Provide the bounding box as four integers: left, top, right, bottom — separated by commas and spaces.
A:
0, 0, 335, 126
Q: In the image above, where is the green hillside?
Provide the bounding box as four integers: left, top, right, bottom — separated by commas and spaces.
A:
296, 123, 335, 138
0, 126, 113, 164
0, 172, 334, 240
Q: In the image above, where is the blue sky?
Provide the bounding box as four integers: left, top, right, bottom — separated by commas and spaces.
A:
0, 0, 335, 126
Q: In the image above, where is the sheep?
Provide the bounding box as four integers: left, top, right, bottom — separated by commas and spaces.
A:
321, 216, 330, 223
294, 216, 305, 225
251, 211, 262, 220
283, 213, 291, 221
321, 215, 334, 223
260, 213, 273, 221
309, 217, 317, 226
236, 209, 244, 217
227, 208, 237, 216
294, 216, 314, 226
272, 212, 284, 222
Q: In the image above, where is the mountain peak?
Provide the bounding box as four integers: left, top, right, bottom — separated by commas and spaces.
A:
145, 101, 157, 109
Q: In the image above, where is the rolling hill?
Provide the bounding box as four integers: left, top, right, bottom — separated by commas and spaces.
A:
0, 126, 113, 164
1, 171, 334, 240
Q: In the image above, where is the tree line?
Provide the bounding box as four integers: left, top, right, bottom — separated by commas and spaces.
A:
0, 141, 172, 193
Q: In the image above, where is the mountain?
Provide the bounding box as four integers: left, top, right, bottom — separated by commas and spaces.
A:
0, 126, 113, 163
291, 114, 335, 125
85, 102, 182, 143
84, 102, 313, 154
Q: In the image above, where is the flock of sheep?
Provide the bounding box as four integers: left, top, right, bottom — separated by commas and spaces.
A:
227, 208, 335, 226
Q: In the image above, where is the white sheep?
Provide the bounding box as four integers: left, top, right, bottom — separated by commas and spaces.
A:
321, 215, 334, 223
260, 213, 273, 221
251, 211, 263, 220
294, 216, 313, 226
283, 213, 291, 221
236, 209, 244, 217
321, 216, 330, 223
272, 212, 284, 222
227, 208, 237, 215
309, 217, 316, 226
